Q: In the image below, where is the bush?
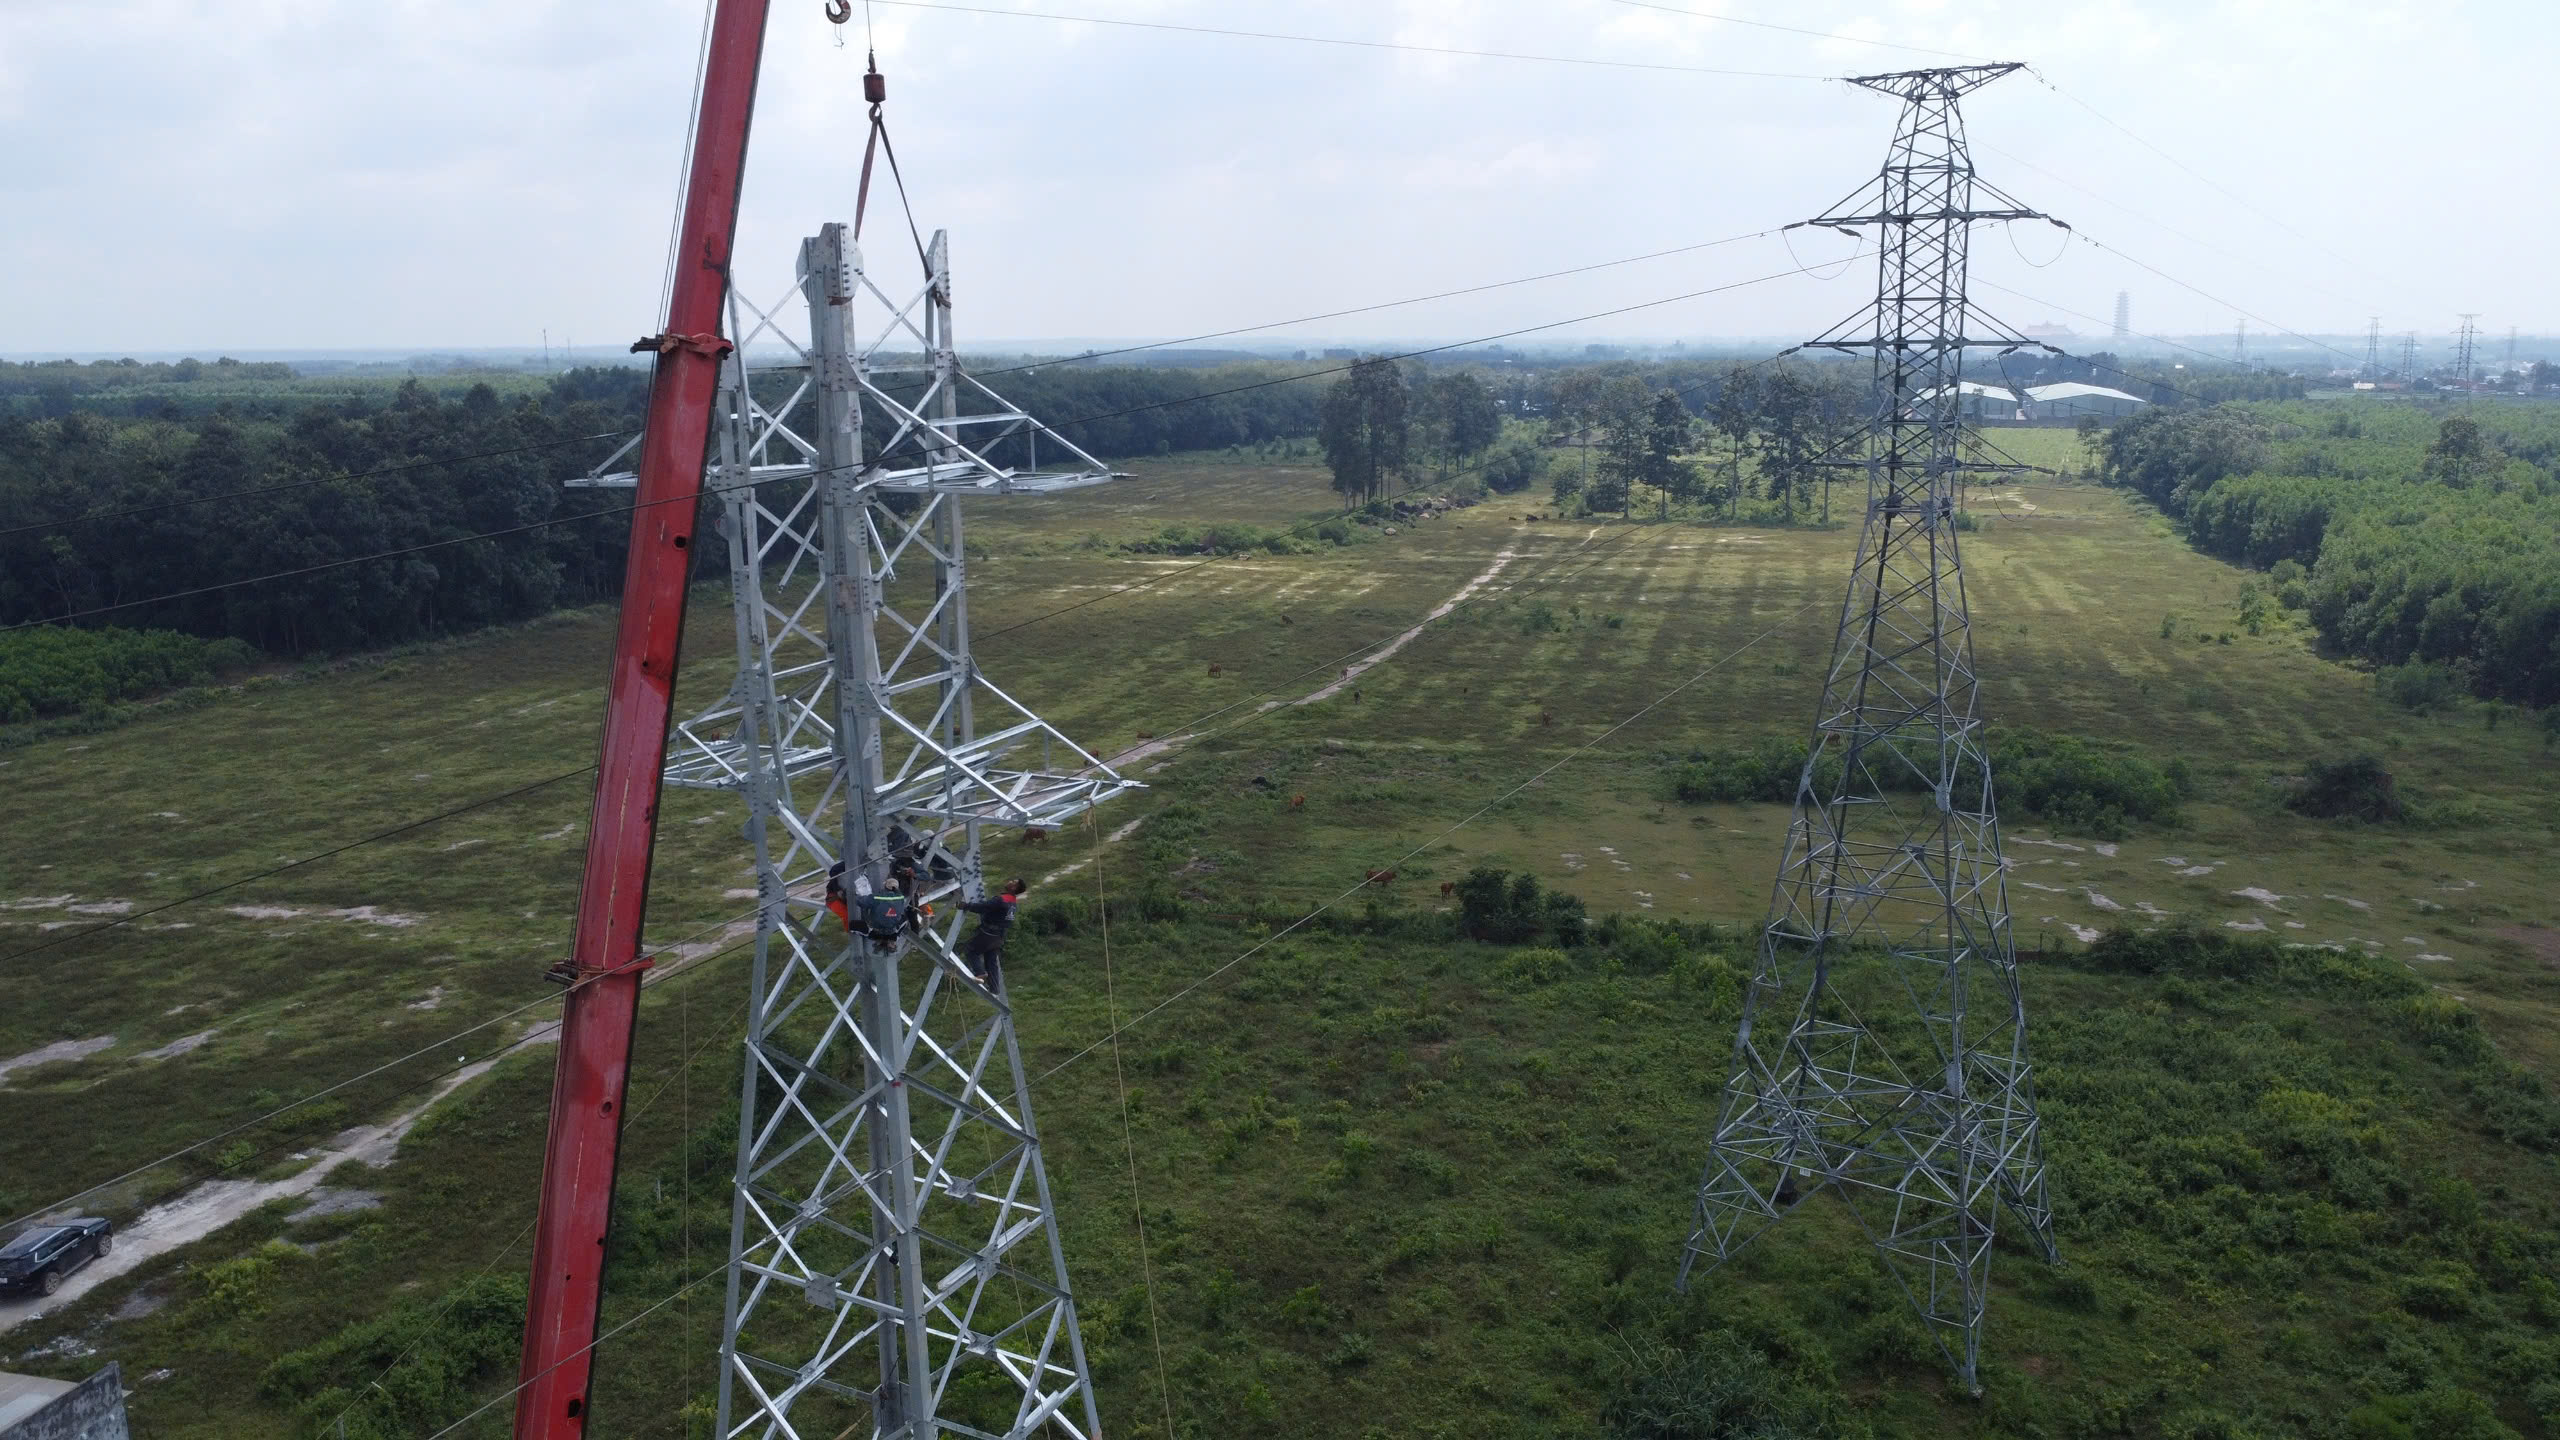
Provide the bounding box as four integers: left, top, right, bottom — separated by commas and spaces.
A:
1454, 867, 1586, 946
1666, 729, 2187, 835
263, 1273, 528, 1439
1600, 1334, 1832, 1440
2377, 661, 2469, 713
2287, 753, 2403, 822
0, 624, 259, 725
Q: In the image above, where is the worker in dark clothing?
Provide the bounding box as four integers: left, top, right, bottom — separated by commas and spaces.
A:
959, 878, 1027, 991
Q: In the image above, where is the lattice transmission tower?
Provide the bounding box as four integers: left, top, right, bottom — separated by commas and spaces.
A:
573, 220, 1136, 1438
2110, 290, 2130, 344
2400, 331, 2422, 381
2456, 314, 2481, 390
2364, 317, 2382, 379
1678, 62, 2058, 1393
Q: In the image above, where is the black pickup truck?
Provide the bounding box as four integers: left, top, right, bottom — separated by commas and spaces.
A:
0, 1218, 113, 1297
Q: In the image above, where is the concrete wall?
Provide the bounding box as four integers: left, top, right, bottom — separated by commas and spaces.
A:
0, 1364, 127, 1440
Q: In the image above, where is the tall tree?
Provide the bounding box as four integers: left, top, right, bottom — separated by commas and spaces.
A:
1639, 389, 1700, 516
1588, 376, 1652, 515
1318, 357, 1410, 507
1707, 365, 1758, 517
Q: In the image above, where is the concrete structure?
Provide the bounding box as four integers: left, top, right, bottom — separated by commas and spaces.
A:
0, 1365, 128, 1440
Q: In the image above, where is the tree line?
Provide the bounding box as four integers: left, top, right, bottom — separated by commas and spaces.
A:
2092, 398, 2560, 706
0, 357, 1345, 670
1314, 355, 1876, 521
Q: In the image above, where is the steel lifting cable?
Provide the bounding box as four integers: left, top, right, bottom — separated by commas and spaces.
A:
1089, 810, 1178, 1440
849, 50, 935, 284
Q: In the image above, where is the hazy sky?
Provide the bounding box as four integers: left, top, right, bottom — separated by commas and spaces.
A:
4, 0, 2551, 358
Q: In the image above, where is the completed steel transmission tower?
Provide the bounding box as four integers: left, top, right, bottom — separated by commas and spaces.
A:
1679, 62, 2058, 1392
573, 220, 1135, 1438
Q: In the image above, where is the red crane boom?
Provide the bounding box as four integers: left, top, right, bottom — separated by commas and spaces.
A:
514, 4, 772, 1434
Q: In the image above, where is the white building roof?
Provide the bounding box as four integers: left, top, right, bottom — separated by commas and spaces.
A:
2022, 382, 2145, 404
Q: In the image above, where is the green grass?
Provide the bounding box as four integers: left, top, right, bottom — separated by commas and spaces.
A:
6, 456, 2558, 1437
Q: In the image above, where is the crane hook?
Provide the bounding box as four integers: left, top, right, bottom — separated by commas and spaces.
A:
824, 0, 852, 23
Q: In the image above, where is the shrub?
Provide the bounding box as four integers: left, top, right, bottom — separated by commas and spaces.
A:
263, 1273, 527, 1438
190, 1241, 300, 1321
1600, 1334, 1831, 1440
2377, 660, 2469, 713
2287, 753, 2403, 822
1667, 729, 2186, 835
1455, 867, 1585, 946
0, 624, 260, 725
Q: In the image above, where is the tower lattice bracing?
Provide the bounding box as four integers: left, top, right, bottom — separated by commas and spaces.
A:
574, 222, 1133, 1439
2365, 317, 2383, 379
2456, 314, 2481, 391
1678, 63, 2058, 1392
2110, 290, 2129, 344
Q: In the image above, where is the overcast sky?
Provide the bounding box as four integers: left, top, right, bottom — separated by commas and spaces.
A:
4, 0, 2550, 358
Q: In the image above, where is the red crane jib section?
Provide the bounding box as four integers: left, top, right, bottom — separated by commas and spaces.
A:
514, 3, 772, 1435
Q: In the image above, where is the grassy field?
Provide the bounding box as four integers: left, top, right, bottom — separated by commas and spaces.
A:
3, 450, 2556, 1437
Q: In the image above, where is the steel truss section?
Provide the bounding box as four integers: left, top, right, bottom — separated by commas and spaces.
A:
1679, 63, 2059, 1394
598, 220, 1132, 1439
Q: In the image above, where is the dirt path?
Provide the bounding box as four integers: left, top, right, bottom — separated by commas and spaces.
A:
0, 1022, 561, 1335
1295, 549, 1516, 706
2, 541, 1539, 1334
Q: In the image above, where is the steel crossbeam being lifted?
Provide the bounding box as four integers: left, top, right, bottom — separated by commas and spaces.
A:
569, 214, 1135, 1437
1677, 63, 2059, 1394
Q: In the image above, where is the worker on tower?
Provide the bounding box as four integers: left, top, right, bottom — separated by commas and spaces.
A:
959, 878, 1027, 992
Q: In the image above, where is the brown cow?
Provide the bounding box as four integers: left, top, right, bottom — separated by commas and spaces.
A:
1290, 793, 1305, 808
1020, 828, 1048, 845
1364, 869, 1398, 887
1439, 881, 1456, 899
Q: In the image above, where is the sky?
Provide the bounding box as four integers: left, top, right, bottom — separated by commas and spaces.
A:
3, 0, 2552, 360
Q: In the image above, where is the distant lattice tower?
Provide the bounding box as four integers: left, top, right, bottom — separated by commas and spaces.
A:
2364, 317, 2382, 379
2506, 325, 2520, 375
2111, 290, 2130, 344
2456, 314, 2481, 390
1679, 61, 2059, 1394
2233, 317, 2248, 367
572, 221, 1134, 1439
2400, 331, 2422, 381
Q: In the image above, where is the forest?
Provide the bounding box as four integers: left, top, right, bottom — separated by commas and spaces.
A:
0, 357, 1343, 679
2092, 398, 2560, 707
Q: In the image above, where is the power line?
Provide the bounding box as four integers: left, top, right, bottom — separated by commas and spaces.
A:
7, 262, 1828, 636
1036, 589, 1830, 1082
1602, 0, 1987, 62
323, 985, 749, 1436
974, 318, 1838, 641
0, 766, 596, 966
0, 913, 759, 1238
864, 0, 1833, 79
2069, 232, 2365, 367
7, 227, 1786, 552
2020, 68, 2399, 304
1971, 140, 2383, 319
973, 227, 1782, 378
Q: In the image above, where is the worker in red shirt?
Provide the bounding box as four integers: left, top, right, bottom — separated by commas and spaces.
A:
959, 878, 1026, 992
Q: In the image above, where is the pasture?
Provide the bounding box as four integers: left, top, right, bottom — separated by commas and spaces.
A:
3, 450, 2556, 1437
